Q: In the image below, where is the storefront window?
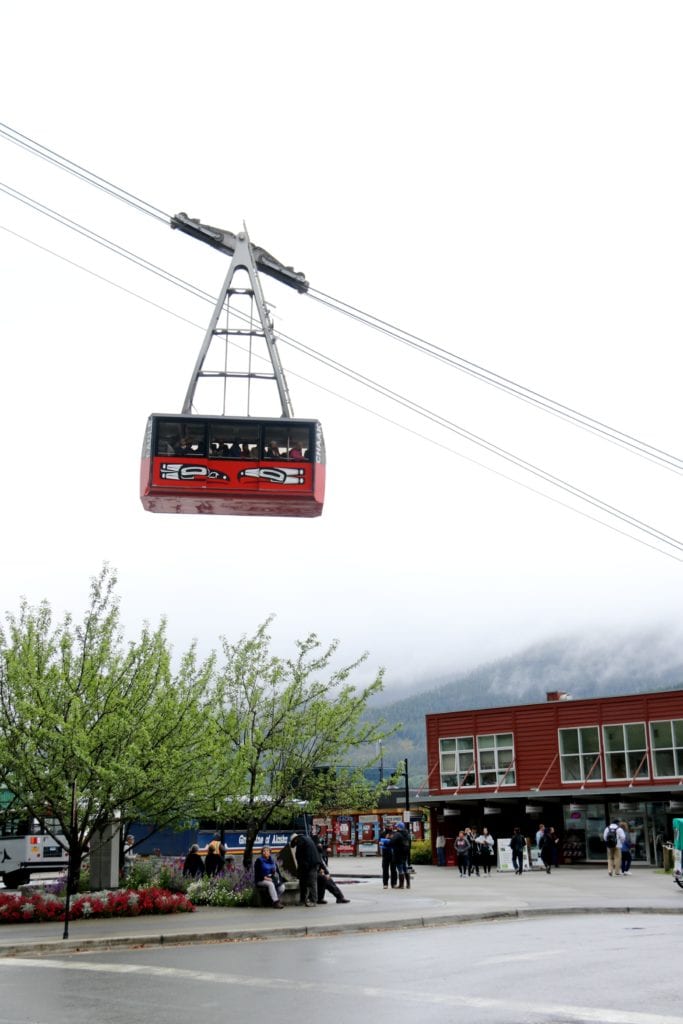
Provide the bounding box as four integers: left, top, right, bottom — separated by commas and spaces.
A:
564, 802, 604, 862
603, 722, 648, 780
650, 719, 683, 778
477, 733, 515, 786
559, 726, 602, 782
439, 736, 475, 788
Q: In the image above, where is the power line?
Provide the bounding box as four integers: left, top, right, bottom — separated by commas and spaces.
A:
308, 287, 683, 475
3, 117, 680, 481
0, 224, 205, 331
0, 182, 211, 305
2, 119, 678, 477
274, 332, 683, 556
0, 122, 169, 224
1, 186, 681, 558
3, 218, 680, 562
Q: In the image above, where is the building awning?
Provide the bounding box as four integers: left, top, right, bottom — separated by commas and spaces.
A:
422, 782, 683, 806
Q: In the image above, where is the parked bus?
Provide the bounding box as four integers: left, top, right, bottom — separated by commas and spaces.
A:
0, 789, 68, 888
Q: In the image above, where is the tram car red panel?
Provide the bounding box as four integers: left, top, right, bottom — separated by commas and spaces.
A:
140, 415, 325, 517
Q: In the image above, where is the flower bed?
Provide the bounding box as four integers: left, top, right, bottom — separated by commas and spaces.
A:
186, 867, 255, 907
0, 886, 194, 924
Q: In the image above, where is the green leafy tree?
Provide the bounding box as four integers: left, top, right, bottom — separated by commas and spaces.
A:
0, 567, 215, 892
205, 620, 392, 867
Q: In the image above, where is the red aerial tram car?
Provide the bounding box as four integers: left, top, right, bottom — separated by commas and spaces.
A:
140, 214, 325, 518
140, 413, 325, 517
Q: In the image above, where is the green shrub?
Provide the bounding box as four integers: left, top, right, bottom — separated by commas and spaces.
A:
410, 839, 433, 864
124, 858, 157, 890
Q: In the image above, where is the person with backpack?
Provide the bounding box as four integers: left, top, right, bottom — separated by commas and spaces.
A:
603, 819, 626, 876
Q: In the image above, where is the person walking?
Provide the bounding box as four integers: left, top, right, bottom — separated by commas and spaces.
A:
454, 830, 471, 877
510, 827, 526, 875
290, 833, 322, 906
476, 828, 495, 875
619, 821, 632, 875
540, 826, 558, 873
551, 827, 561, 868
604, 819, 626, 876
435, 832, 447, 867
465, 827, 480, 876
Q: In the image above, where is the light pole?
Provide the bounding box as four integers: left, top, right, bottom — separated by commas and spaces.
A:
62, 780, 77, 940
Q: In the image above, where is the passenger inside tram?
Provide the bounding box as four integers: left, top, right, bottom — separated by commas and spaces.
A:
155, 421, 313, 462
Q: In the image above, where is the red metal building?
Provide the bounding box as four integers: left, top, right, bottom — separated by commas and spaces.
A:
425, 688, 683, 867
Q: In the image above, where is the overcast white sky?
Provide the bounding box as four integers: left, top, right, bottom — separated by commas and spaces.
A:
1, 2, 681, 693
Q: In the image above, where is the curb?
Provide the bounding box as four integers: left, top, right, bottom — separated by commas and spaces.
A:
1, 903, 682, 957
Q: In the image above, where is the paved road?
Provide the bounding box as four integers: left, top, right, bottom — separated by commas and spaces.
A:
0, 913, 680, 1024
1, 862, 681, 957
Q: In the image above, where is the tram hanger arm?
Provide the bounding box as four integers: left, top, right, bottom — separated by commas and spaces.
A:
171, 212, 309, 293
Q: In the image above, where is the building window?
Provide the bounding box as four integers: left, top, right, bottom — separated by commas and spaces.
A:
558, 726, 602, 782
650, 719, 683, 778
603, 722, 648, 781
477, 733, 515, 787
439, 736, 475, 789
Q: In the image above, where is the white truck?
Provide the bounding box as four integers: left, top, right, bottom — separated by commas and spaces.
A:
0, 831, 69, 888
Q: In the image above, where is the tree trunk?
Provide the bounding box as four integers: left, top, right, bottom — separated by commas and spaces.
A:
242, 824, 259, 870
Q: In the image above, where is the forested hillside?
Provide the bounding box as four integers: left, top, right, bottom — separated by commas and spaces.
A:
364, 629, 683, 786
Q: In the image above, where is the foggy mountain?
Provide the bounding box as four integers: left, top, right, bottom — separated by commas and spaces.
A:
364, 628, 683, 787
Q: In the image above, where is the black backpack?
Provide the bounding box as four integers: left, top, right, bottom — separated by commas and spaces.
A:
605, 826, 618, 849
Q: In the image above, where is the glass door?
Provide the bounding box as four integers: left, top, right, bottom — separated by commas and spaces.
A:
608, 803, 649, 864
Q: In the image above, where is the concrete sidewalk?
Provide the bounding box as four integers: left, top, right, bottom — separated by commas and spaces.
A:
1, 861, 681, 957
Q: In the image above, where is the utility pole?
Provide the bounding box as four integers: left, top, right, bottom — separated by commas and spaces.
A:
394, 760, 410, 812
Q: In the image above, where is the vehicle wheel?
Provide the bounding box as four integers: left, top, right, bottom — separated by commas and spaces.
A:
3, 869, 30, 889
